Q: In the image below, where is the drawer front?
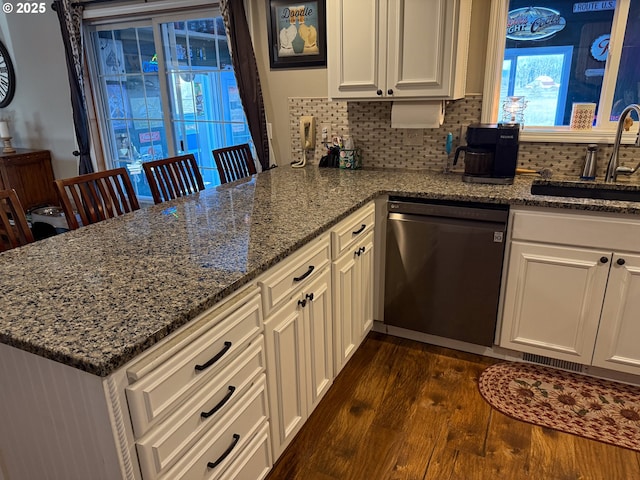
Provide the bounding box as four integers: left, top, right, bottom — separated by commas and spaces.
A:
511, 208, 640, 252
136, 338, 266, 479
259, 234, 330, 316
126, 286, 259, 383
331, 203, 375, 260
126, 295, 263, 436
216, 423, 271, 480
159, 375, 269, 480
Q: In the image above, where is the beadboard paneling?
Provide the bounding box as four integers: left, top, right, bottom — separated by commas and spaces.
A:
0, 343, 128, 480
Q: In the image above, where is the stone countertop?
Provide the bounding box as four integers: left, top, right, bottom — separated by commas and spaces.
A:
2, 167, 640, 377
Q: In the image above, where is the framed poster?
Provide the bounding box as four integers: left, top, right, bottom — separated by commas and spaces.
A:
266, 0, 327, 69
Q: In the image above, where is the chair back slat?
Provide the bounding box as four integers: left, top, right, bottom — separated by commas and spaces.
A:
212, 144, 257, 184
0, 189, 34, 252
54, 168, 140, 230
142, 154, 205, 204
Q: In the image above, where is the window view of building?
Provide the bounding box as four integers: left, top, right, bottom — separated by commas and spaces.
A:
499, 0, 639, 128
90, 14, 252, 200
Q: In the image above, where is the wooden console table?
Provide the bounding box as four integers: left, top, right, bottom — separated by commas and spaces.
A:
0, 149, 58, 211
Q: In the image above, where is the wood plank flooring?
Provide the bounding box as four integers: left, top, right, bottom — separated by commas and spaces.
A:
266, 332, 640, 480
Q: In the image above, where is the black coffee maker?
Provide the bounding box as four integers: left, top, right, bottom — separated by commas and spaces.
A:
453, 123, 520, 184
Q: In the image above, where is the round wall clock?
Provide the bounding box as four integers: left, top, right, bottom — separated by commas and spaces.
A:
0, 40, 16, 108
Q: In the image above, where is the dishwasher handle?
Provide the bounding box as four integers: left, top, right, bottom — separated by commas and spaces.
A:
388, 200, 508, 224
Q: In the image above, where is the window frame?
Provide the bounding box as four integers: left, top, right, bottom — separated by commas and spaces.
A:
481, 0, 638, 144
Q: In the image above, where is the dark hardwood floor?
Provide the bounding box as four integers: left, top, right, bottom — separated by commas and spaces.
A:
266, 332, 640, 480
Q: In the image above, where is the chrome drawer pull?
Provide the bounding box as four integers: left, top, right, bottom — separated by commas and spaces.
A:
201, 386, 236, 419
195, 341, 232, 371
207, 433, 240, 469
293, 265, 314, 282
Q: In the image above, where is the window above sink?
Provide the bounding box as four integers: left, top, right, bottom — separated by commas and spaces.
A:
482, 0, 640, 145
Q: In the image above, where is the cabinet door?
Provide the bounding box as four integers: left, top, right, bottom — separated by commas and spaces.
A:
387, 0, 451, 97
592, 253, 640, 375
327, 0, 387, 99
264, 299, 306, 459
332, 247, 359, 373
500, 241, 610, 364
303, 268, 333, 414
358, 232, 375, 338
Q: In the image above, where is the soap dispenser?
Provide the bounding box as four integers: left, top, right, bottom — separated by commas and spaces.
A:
580, 144, 598, 180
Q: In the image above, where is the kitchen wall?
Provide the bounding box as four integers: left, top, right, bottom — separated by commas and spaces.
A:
250, 0, 491, 165
0, 9, 78, 181
286, 95, 632, 179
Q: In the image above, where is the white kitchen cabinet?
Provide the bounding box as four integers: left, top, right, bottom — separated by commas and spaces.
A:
592, 253, 640, 375
259, 235, 333, 459
331, 203, 375, 374
500, 208, 640, 376
333, 231, 374, 372
124, 285, 269, 480
327, 0, 472, 100
500, 241, 610, 364
0, 284, 268, 480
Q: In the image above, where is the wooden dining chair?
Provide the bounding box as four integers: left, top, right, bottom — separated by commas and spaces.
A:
142, 154, 205, 204
54, 167, 140, 230
0, 189, 34, 252
212, 143, 257, 184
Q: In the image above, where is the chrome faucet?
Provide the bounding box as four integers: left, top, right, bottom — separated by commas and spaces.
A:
604, 103, 640, 183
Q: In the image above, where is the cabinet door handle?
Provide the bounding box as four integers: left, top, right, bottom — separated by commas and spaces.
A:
201, 386, 236, 419
600, 256, 609, 264
360, 246, 366, 254
298, 298, 307, 308
354, 249, 361, 257
195, 341, 232, 371
387, 89, 394, 95
293, 265, 314, 282
617, 258, 626, 266
352, 224, 366, 235
207, 433, 240, 469
305, 292, 314, 302
376, 89, 383, 96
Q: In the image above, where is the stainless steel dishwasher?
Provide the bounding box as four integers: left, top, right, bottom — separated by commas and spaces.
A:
384, 197, 509, 346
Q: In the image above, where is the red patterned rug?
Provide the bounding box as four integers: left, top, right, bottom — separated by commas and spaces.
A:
478, 362, 640, 452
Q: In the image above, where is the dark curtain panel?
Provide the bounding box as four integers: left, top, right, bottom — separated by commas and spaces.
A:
52, 0, 94, 175
220, 0, 271, 170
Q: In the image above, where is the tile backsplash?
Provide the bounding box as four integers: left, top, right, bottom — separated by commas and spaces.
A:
288, 95, 636, 179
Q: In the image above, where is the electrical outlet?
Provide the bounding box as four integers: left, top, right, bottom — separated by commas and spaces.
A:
403, 129, 423, 146
321, 123, 330, 142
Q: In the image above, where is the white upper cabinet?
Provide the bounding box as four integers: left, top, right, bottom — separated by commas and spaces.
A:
327, 0, 472, 100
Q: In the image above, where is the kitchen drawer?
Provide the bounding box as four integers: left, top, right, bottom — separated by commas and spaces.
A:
136, 338, 266, 479
331, 202, 375, 260
258, 233, 330, 316
126, 294, 263, 436
158, 375, 269, 480
511, 208, 640, 252
216, 423, 271, 480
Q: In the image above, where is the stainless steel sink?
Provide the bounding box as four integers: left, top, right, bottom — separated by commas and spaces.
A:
531, 180, 640, 202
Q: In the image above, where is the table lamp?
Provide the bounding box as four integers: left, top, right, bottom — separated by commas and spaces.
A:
0, 121, 16, 153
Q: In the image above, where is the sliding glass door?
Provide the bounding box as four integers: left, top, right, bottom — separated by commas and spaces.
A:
89, 11, 252, 200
